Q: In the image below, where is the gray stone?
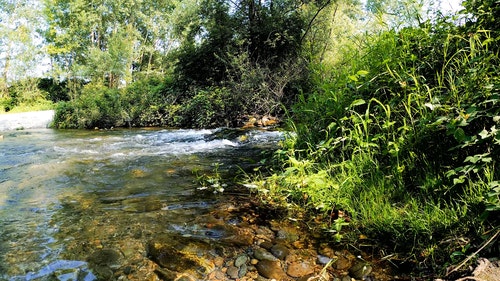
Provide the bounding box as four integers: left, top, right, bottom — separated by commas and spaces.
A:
349, 261, 372, 280
235, 254, 248, 267
270, 244, 290, 260
238, 263, 248, 278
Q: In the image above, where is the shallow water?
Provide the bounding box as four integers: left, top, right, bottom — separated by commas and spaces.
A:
0, 128, 283, 280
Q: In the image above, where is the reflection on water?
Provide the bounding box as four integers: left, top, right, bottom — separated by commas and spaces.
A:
0, 128, 282, 280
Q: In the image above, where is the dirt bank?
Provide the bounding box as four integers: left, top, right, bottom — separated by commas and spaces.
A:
0, 110, 55, 131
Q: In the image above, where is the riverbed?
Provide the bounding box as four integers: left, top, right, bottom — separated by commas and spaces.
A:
0, 127, 398, 281
0, 128, 285, 280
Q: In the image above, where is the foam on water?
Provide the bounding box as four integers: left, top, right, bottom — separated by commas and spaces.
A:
0, 128, 284, 280
49, 128, 281, 160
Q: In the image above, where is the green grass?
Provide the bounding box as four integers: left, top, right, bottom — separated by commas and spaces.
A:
250, 13, 500, 273
0, 100, 55, 114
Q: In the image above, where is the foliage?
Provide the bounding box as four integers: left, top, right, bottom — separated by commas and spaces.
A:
37, 78, 71, 103
120, 76, 175, 127
177, 87, 230, 128
0, 78, 54, 113
251, 5, 500, 270
43, 0, 177, 87
53, 83, 122, 129
3, 0, 499, 275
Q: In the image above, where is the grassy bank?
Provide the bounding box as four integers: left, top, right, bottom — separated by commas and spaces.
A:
249, 8, 499, 276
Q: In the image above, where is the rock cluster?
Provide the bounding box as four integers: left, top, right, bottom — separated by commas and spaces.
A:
241, 115, 280, 128
52, 195, 390, 281
142, 201, 387, 281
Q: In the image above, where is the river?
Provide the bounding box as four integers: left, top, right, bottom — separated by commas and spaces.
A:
0, 128, 284, 280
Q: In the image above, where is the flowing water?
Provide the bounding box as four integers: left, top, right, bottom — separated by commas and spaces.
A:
0, 128, 283, 280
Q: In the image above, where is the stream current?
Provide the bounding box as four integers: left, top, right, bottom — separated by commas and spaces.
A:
0, 128, 283, 280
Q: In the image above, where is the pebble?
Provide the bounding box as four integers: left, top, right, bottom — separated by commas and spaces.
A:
270, 244, 290, 260
286, 261, 315, 278
259, 241, 274, 250
255, 260, 286, 279
254, 247, 278, 261
238, 263, 248, 278
334, 256, 351, 270
317, 255, 333, 265
227, 266, 239, 279
349, 261, 372, 279
235, 255, 248, 267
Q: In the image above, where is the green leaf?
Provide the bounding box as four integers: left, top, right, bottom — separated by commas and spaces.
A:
453, 128, 467, 142
453, 177, 466, 185
464, 155, 480, 164
481, 157, 492, 163
350, 99, 366, 107
348, 75, 358, 82
357, 70, 369, 76
445, 169, 457, 178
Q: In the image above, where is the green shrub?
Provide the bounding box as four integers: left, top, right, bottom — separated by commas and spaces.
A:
178, 87, 230, 128
254, 13, 499, 269
53, 83, 123, 129
121, 76, 172, 127
37, 78, 71, 102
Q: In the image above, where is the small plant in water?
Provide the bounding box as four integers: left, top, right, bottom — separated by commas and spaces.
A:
196, 162, 227, 193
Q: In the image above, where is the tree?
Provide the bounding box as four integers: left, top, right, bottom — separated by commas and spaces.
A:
365, 0, 439, 28
0, 0, 46, 96
43, 0, 177, 89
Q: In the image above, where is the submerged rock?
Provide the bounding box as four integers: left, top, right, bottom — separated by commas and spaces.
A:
256, 259, 286, 279
226, 265, 240, 279
87, 248, 122, 269
87, 249, 123, 280
254, 247, 278, 261
286, 261, 315, 278
271, 243, 290, 260
146, 234, 215, 277
349, 261, 372, 280
234, 254, 249, 267
204, 128, 247, 142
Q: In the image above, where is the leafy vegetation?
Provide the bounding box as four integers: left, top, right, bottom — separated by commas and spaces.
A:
1, 0, 499, 276
249, 2, 500, 273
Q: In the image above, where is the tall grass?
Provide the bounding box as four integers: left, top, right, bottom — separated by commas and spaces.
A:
252, 15, 499, 269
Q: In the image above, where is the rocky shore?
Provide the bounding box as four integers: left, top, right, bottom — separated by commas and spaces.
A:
141, 198, 391, 281
41, 193, 394, 281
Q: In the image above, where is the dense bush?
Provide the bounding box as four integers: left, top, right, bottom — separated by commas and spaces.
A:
53, 84, 123, 129
0, 78, 54, 112
121, 76, 174, 127
251, 11, 499, 271
37, 78, 71, 102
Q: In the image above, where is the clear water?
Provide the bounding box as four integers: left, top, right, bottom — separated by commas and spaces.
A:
0, 128, 283, 280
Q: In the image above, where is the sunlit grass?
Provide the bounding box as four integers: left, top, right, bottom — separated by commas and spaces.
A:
0, 100, 55, 114
252, 13, 499, 271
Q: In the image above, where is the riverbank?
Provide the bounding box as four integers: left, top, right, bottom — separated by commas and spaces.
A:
0, 110, 54, 131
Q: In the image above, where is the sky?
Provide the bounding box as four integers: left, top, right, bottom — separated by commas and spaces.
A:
440, 0, 463, 14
